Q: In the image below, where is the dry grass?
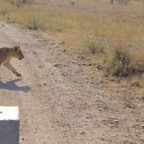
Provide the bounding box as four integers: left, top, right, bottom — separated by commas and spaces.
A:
0, 0, 144, 78
0, 1, 144, 40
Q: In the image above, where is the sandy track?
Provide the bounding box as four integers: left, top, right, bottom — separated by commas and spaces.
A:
0, 22, 144, 144
0, 22, 66, 144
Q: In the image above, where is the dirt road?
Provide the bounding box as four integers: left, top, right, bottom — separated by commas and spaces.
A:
0, 22, 144, 144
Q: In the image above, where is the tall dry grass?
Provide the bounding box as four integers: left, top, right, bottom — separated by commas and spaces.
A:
0, 1, 143, 40
0, 0, 144, 77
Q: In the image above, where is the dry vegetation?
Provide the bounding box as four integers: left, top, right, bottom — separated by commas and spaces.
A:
0, 0, 144, 78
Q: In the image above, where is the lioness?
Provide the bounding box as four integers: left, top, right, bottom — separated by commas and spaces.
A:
0, 46, 24, 77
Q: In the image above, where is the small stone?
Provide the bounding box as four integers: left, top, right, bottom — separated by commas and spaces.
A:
113, 120, 119, 124
38, 84, 42, 87
60, 41, 65, 44
22, 138, 24, 141
54, 64, 61, 67
88, 63, 92, 66
135, 130, 139, 133
100, 137, 105, 141
125, 134, 129, 137
112, 134, 116, 137
39, 66, 43, 68
80, 131, 86, 135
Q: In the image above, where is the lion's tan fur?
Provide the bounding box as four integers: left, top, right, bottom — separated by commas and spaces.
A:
0, 46, 24, 76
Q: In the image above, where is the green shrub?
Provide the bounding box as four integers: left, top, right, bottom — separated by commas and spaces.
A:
28, 16, 47, 31
104, 42, 135, 77
82, 38, 98, 54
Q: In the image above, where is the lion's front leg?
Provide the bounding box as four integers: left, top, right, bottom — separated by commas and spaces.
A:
3, 61, 21, 77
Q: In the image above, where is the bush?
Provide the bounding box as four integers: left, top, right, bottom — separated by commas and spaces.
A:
104, 42, 136, 77
28, 16, 47, 31
82, 38, 99, 54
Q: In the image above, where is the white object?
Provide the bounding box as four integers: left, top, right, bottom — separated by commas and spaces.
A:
0, 106, 19, 144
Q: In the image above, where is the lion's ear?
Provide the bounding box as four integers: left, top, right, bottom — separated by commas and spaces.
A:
14, 46, 20, 51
